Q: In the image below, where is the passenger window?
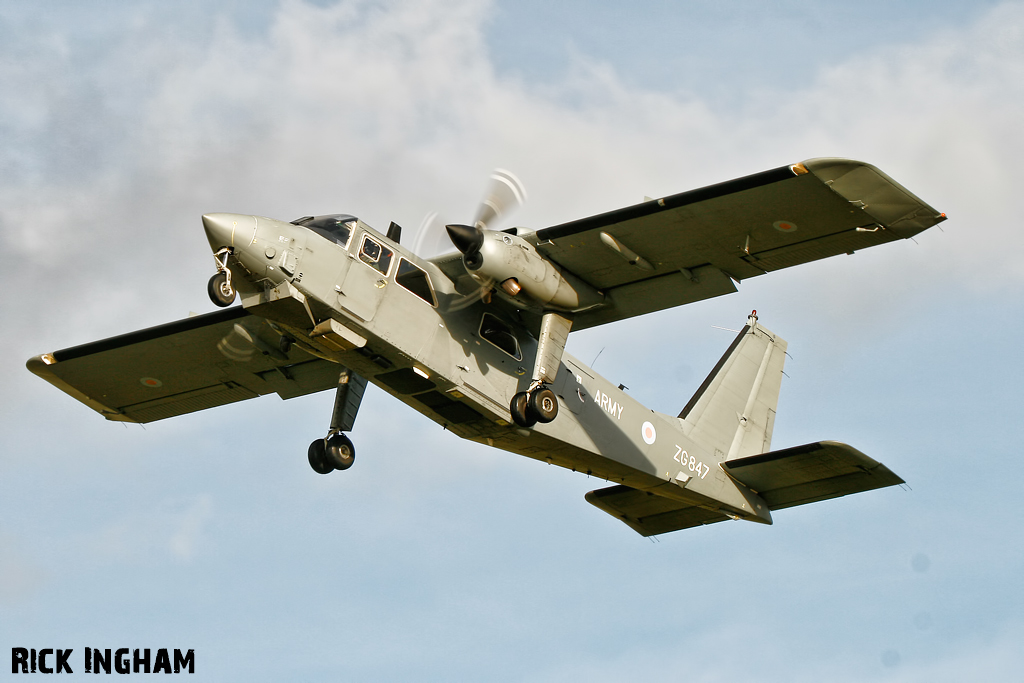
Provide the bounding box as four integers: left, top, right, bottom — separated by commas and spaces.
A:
395, 258, 436, 306
479, 313, 521, 360
359, 235, 393, 275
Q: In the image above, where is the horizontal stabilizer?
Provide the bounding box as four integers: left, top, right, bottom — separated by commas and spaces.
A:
722, 441, 903, 510
585, 485, 732, 537
587, 441, 903, 536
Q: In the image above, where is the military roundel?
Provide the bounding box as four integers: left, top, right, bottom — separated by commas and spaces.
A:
641, 421, 657, 445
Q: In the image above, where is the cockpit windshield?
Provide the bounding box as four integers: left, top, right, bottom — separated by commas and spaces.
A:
291, 214, 357, 248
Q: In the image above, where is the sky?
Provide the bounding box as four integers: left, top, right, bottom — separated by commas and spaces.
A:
2, 0, 1023, 680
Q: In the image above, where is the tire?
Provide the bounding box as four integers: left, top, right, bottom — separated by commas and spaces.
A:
527, 388, 558, 423
208, 272, 236, 307
510, 391, 535, 428
307, 439, 334, 474
325, 433, 356, 471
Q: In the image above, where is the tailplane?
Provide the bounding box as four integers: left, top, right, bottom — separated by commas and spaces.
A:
679, 311, 787, 460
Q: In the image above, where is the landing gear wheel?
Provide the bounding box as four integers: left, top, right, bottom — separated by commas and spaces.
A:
325, 433, 355, 470
527, 387, 558, 423
307, 439, 333, 474
208, 272, 236, 307
510, 391, 536, 428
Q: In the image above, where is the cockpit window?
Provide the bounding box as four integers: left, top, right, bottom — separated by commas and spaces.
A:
292, 214, 356, 248
359, 234, 393, 276
479, 313, 522, 360
395, 258, 436, 306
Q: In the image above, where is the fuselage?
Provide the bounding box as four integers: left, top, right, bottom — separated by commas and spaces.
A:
202, 212, 769, 522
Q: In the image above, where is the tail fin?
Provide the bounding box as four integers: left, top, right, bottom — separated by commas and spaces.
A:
679, 311, 787, 460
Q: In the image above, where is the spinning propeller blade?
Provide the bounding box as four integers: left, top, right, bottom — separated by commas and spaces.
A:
472, 169, 527, 231
412, 169, 527, 260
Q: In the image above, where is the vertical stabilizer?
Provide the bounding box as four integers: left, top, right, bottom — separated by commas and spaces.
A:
679, 312, 787, 460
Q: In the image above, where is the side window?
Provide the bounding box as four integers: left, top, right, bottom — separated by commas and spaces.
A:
359, 235, 394, 276
395, 258, 436, 306
479, 313, 521, 360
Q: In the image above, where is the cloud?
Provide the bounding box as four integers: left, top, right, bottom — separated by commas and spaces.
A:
4, 0, 1020, 346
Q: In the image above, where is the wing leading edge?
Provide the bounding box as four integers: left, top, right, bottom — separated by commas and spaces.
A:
528, 158, 945, 330
27, 306, 343, 423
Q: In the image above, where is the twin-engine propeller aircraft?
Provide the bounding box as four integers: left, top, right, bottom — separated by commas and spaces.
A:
28, 159, 945, 536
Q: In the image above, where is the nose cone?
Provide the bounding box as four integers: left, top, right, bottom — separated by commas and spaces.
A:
202, 213, 238, 251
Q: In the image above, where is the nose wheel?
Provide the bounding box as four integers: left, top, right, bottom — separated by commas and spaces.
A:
208, 272, 236, 307
510, 386, 558, 428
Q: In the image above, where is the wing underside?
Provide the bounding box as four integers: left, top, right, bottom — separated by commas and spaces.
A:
527, 158, 944, 330
27, 306, 343, 423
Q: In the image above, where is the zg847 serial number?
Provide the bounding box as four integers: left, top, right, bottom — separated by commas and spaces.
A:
674, 446, 710, 479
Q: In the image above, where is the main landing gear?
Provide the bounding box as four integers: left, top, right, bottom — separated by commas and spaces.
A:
307, 368, 368, 475
509, 385, 558, 428
509, 310, 570, 428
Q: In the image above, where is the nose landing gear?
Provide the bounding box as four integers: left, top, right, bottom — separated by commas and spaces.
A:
208, 248, 236, 307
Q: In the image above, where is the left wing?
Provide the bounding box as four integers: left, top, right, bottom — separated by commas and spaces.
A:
27, 307, 343, 423
527, 158, 945, 330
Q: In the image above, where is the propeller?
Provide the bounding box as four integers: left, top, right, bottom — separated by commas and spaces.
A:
411, 169, 527, 260
472, 168, 527, 231
410, 169, 527, 309
445, 168, 526, 268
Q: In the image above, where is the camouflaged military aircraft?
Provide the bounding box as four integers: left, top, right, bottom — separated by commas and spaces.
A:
28, 159, 945, 536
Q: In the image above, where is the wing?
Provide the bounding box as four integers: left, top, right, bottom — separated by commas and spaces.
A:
528, 158, 945, 330
27, 306, 343, 423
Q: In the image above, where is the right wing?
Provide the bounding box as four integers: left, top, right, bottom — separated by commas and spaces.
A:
27, 306, 344, 423
531, 158, 945, 330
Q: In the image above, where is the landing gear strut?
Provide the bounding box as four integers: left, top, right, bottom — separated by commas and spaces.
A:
510, 310, 571, 428
510, 385, 558, 428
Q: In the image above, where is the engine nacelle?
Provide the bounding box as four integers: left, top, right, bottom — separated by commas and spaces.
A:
467, 231, 603, 312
